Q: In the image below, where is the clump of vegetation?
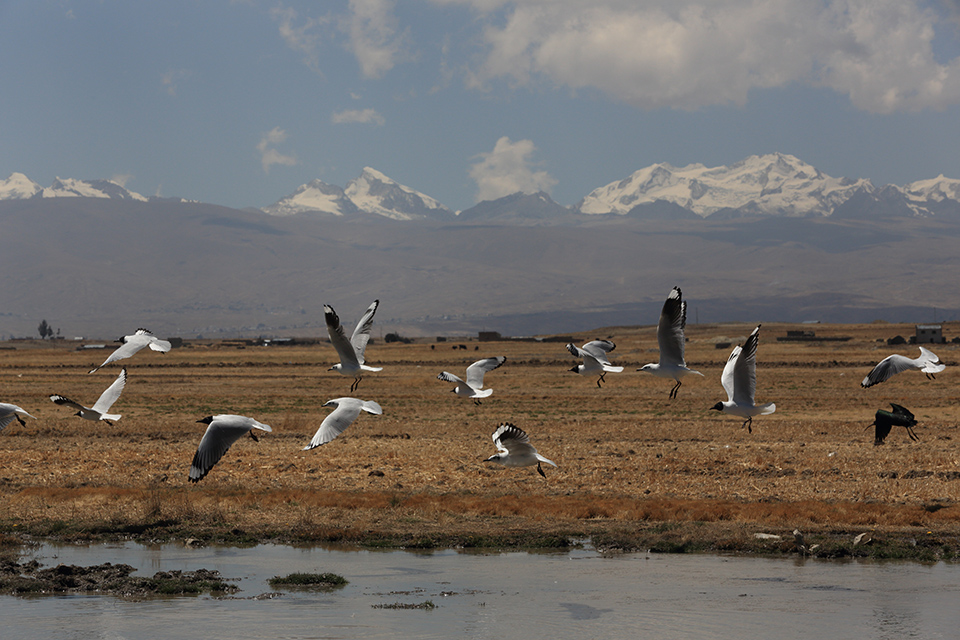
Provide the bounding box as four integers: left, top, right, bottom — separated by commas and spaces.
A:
373, 600, 436, 610
0, 561, 238, 598
268, 572, 348, 590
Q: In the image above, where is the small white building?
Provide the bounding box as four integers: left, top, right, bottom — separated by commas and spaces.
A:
915, 324, 944, 344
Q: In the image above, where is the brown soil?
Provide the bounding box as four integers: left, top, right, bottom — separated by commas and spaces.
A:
2, 321, 960, 559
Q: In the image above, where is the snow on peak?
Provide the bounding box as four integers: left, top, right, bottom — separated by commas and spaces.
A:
345, 167, 450, 220
0, 172, 42, 199
39, 177, 147, 201
903, 175, 960, 202
578, 153, 872, 217
262, 179, 358, 217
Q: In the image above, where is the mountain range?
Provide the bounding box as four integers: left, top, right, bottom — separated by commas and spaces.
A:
5, 153, 960, 222
2, 153, 960, 340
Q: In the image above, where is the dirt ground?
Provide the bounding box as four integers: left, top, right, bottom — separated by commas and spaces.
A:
2, 321, 960, 558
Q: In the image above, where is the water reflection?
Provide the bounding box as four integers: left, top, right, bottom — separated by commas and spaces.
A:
3, 543, 959, 639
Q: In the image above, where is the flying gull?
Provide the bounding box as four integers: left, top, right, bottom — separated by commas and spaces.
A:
871, 403, 919, 445
89, 328, 171, 373
0, 403, 36, 433
638, 286, 703, 398
189, 414, 272, 482
325, 300, 383, 392
484, 422, 557, 478
567, 340, 623, 388
710, 326, 776, 432
303, 397, 383, 450
861, 346, 945, 388
51, 367, 127, 424
437, 356, 506, 404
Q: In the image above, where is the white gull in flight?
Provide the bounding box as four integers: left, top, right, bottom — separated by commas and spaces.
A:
638, 286, 703, 398
89, 328, 171, 373
861, 346, 945, 388
437, 356, 506, 404
567, 340, 623, 387
710, 326, 775, 433
325, 300, 383, 392
0, 403, 36, 432
303, 397, 383, 450
189, 414, 272, 482
484, 422, 557, 478
51, 367, 127, 424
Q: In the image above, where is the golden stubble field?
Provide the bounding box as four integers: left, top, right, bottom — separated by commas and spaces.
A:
2, 321, 960, 550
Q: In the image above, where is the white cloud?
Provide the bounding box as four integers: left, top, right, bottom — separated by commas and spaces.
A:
271, 5, 330, 74
469, 136, 557, 202
439, 0, 960, 113
344, 0, 411, 79
257, 127, 298, 173
331, 108, 386, 125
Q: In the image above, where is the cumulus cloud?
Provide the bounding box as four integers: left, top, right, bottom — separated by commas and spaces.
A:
437, 0, 960, 113
469, 136, 557, 202
257, 127, 298, 173
344, 0, 412, 78
331, 108, 386, 125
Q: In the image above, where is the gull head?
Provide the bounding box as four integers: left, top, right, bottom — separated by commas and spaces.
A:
638, 363, 654, 373
709, 402, 723, 412
328, 364, 341, 372
197, 416, 214, 425
484, 453, 505, 464
568, 365, 581, 374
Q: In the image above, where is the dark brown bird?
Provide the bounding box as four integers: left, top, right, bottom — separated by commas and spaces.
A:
871, 403, 919, 445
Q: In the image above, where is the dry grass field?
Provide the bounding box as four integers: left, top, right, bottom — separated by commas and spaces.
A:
3, 321, 960, 557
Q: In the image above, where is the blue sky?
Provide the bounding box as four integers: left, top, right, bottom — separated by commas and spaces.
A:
3, 0, 960, 212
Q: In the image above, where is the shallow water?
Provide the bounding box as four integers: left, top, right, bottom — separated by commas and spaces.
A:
4, 542, 960, 639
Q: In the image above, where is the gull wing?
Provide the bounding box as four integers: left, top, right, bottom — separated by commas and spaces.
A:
92, 368, 127, 414
657, 287, 687, 367
580, 340, 616, 364
90, 338, 143, 373
0, 413, 15, 432
465, 356, 506, 390
861, 354, 916, 388
305, 399, 362, 449
324, 305, 361, 368
731, 327, 760, 407
50, 394, 86, 412
917, 346, 946, 374
189, 423, 248, 482
437, 371, 465, 384
719, 345, 741, 403
349, 300, 379, 364
492, 423, 534, 456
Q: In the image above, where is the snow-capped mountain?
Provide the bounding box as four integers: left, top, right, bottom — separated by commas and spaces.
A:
262, 179, 360, 217
0, 173, 148, 201
577, 153, 873, 218
264, 167, 452, 220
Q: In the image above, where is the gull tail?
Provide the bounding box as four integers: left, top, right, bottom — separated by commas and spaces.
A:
758, 403, 776, 416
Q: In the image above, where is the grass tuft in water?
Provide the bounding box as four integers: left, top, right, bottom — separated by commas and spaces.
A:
268, 572, 348, 590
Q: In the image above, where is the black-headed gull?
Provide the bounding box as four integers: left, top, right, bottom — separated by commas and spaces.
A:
638, 287, 703, 398
303, 397, 383, 450
861, 346, 946, 388
89, 328, 172, 373
50, 368, 127, 424
324, 300, 383, 392
0, 403, 36, 432
871, 403, 919, 445
710, 326, 775, 432
567, 340, 623, 387
189, 414, 272, 482
484, 422, 557, 477
437, 356, 506, 404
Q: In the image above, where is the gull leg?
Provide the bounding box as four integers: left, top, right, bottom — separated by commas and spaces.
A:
537, 462, 546, 479
596, 373, 605, 388
669, 379, 682, 399
16, 415, 26, 427
474, 398, 482, 406
249, 431, 260, 442
742, 416, 752, 433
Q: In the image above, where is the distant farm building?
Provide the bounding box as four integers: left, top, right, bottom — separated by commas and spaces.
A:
914, 324, 944, 344
478, 331, 502, 342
